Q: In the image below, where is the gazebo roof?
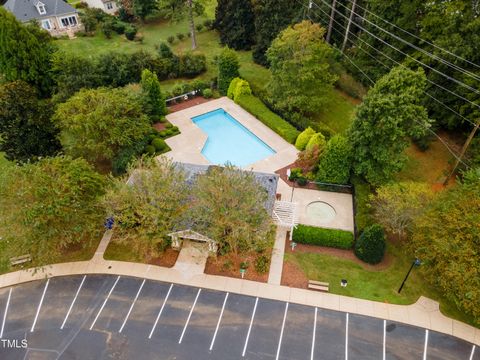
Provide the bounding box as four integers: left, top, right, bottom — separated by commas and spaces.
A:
167, 229, 216, 243
272, 200, 299, 228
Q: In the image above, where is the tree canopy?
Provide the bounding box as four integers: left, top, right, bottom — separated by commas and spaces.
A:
53, 87, 151, 171
0, 157, 107, 266
267, 21, 337, 117
0, 81, 60, 162
349, 66, 432, 185
214, 0, 255, 50
410, 168, 480, 324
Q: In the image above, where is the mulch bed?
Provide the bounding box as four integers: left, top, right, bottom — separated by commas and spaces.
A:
153, 122, 169, 132
281, 260, 309, 288
204, 250, 271, 283
167, 96, 214, 113
147, 248, 179, 268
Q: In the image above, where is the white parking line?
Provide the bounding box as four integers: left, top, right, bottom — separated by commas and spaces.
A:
209, 292, 229, 351
470, 345, 476, 360
383, 320, 386, 360
178, 288, 201, 344
311, 307, 317, 360
119, 279, 146, 333
31, 279, 50, 332
0, 288, 12, 338
89, 276, 120, 330
275, 302, 289, 360
61, 275, 86, 330
148, 283, 173, 339
242, 297, 259, 357
345, 313, 349, 360
423, 329, 429, 360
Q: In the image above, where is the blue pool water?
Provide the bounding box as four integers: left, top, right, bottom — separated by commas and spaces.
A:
192, 109, 276, 167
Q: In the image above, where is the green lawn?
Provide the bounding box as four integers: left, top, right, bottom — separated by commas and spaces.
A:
311, 90, 358, 134
285, 243, 476, 327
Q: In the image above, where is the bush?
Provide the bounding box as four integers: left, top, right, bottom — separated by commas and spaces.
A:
145, 145, 155, 155
288, 168, 302, 181
125, 25, 137, 41
235, 94, 299, 144
354, 224, 386, 264
306, 132, 326, 152
165, 129, 173, 135
112, 20, 126, 35
203, 19, 214, 30
293, 225, 354, 249
316, 135, 352, 185
167, 35, 175, 44
159, 130, 167, 137
151, 138, 167, 151
295, 127, 316, 150
227, 77, 252, 102
178, 52, 207, 78
195, 23, 204, 32
227, 78, 241, 100
217, 47, 240, 95
254, 255, 270, 274
176, 33, 185, 41
202, 88, 213, 98
312, 122, 335, 140
75, 1, 88, 9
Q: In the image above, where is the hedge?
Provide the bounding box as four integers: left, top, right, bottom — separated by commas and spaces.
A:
292, 225, 354, 249
235, 94, 300, 144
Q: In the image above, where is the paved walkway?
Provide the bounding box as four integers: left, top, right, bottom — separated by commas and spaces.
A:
267, 228, 287, 285
173, 240, 209, 278
0, 253, 478, 346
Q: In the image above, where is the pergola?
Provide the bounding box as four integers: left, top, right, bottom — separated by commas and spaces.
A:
168, 229, 218, 254
272, 200, 299, 240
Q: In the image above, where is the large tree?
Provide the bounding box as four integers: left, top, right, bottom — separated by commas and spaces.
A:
214, 0, 255, 50
217, 47, 240, 95
53, 87, 151, 171
252, 0, 302, 66
410, 168, 480, 324
349, 66, 432, 185
0, 81, 60, 162
266, 21, 337, 117
0, 156, 107, 267
186, 166, 274, 255
0, 8, 55, 96
104, 157, 190, 258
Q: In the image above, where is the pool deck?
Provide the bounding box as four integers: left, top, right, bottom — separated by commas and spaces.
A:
164, 97, 298, 173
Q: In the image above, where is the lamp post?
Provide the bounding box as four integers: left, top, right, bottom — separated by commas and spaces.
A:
398, 258, 421, 294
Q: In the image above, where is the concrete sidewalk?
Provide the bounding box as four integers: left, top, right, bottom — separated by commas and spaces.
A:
0, 255, 478, 347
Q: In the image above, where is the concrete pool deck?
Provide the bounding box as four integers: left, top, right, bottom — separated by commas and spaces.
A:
164, 97, 298, 173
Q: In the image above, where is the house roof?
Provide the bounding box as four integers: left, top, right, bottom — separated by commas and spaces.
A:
4, 0, 77, 22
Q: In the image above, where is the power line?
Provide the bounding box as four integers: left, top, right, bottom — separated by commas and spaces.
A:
312, 0, 480, 100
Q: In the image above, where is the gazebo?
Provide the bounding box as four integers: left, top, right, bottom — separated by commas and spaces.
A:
168, 229, 218, 254
272, 200, 299, 240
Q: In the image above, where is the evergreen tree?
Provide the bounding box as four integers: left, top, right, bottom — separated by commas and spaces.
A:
349, 67, 432, 185
0, 8, 56, 96
0, 81, 60, 162
252, 0, 302, 66
214, 0, 255, 50
133, 0, 158, 21
140, 69, 167, 118
217, 47, 240, 95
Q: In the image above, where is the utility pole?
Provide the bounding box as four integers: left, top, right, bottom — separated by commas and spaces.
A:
341, 0, 357, 52
326, 0, 337, 44
443, 119, 480, 185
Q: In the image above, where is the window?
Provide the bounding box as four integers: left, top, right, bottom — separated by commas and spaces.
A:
106, 2, 113, 9
41, 19, 51, 30
36, 3, 46, 15
60, 16, 77, 27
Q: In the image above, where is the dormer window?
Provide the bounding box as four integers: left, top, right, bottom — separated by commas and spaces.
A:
36, 1, 46, 15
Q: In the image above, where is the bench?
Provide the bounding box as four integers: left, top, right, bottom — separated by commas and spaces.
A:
308, 280, 329, 292
10, 254, 32, 266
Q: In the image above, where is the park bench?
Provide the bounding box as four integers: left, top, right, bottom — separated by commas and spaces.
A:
308, 280, 329, 292
10, 254, 32, 266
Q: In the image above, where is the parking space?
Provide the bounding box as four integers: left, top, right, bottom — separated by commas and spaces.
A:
0, 274, 477, 360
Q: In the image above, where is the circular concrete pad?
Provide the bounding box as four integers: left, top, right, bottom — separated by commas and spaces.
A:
306, 201, 336, 224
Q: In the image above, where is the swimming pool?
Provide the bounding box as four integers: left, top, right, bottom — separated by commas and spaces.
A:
192, 109, 276, 167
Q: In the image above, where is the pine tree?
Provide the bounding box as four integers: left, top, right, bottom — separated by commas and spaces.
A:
214, 0, 255, 50
0, 8, 55, 96
252, 0, 302, 66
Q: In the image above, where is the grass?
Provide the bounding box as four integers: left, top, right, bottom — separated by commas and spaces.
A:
285, 242, 476, 327
311, 89, 358, 134
104, 242, 142, 262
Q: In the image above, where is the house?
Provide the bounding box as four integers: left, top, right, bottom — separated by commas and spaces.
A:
3, 0, 82, 36
83, 0, 117, 15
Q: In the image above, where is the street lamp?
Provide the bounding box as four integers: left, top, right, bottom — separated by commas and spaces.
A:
397, 258, 421, 293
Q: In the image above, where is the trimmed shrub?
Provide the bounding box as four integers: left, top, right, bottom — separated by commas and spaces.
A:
292, 225, 354, 249
202, 88, 213, 98
145, 145, 155, 155
316, 135, 352, 185
295, 127, 316, 150
176, 33, 185, 41
167, 35, 175, 44
254, 255, 270, 274
227, 77, 252, 101
125, 25, 137, 41
235, 94, 299, 144
217, 47, 240, 95
151, 138, 167, 151
159, 130, 167, 137
227, 77, 241, 99
306, 132, 326, 152
354, 224, 386, 264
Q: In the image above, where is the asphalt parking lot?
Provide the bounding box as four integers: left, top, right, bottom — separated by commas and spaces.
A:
0, 274, 477, 360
